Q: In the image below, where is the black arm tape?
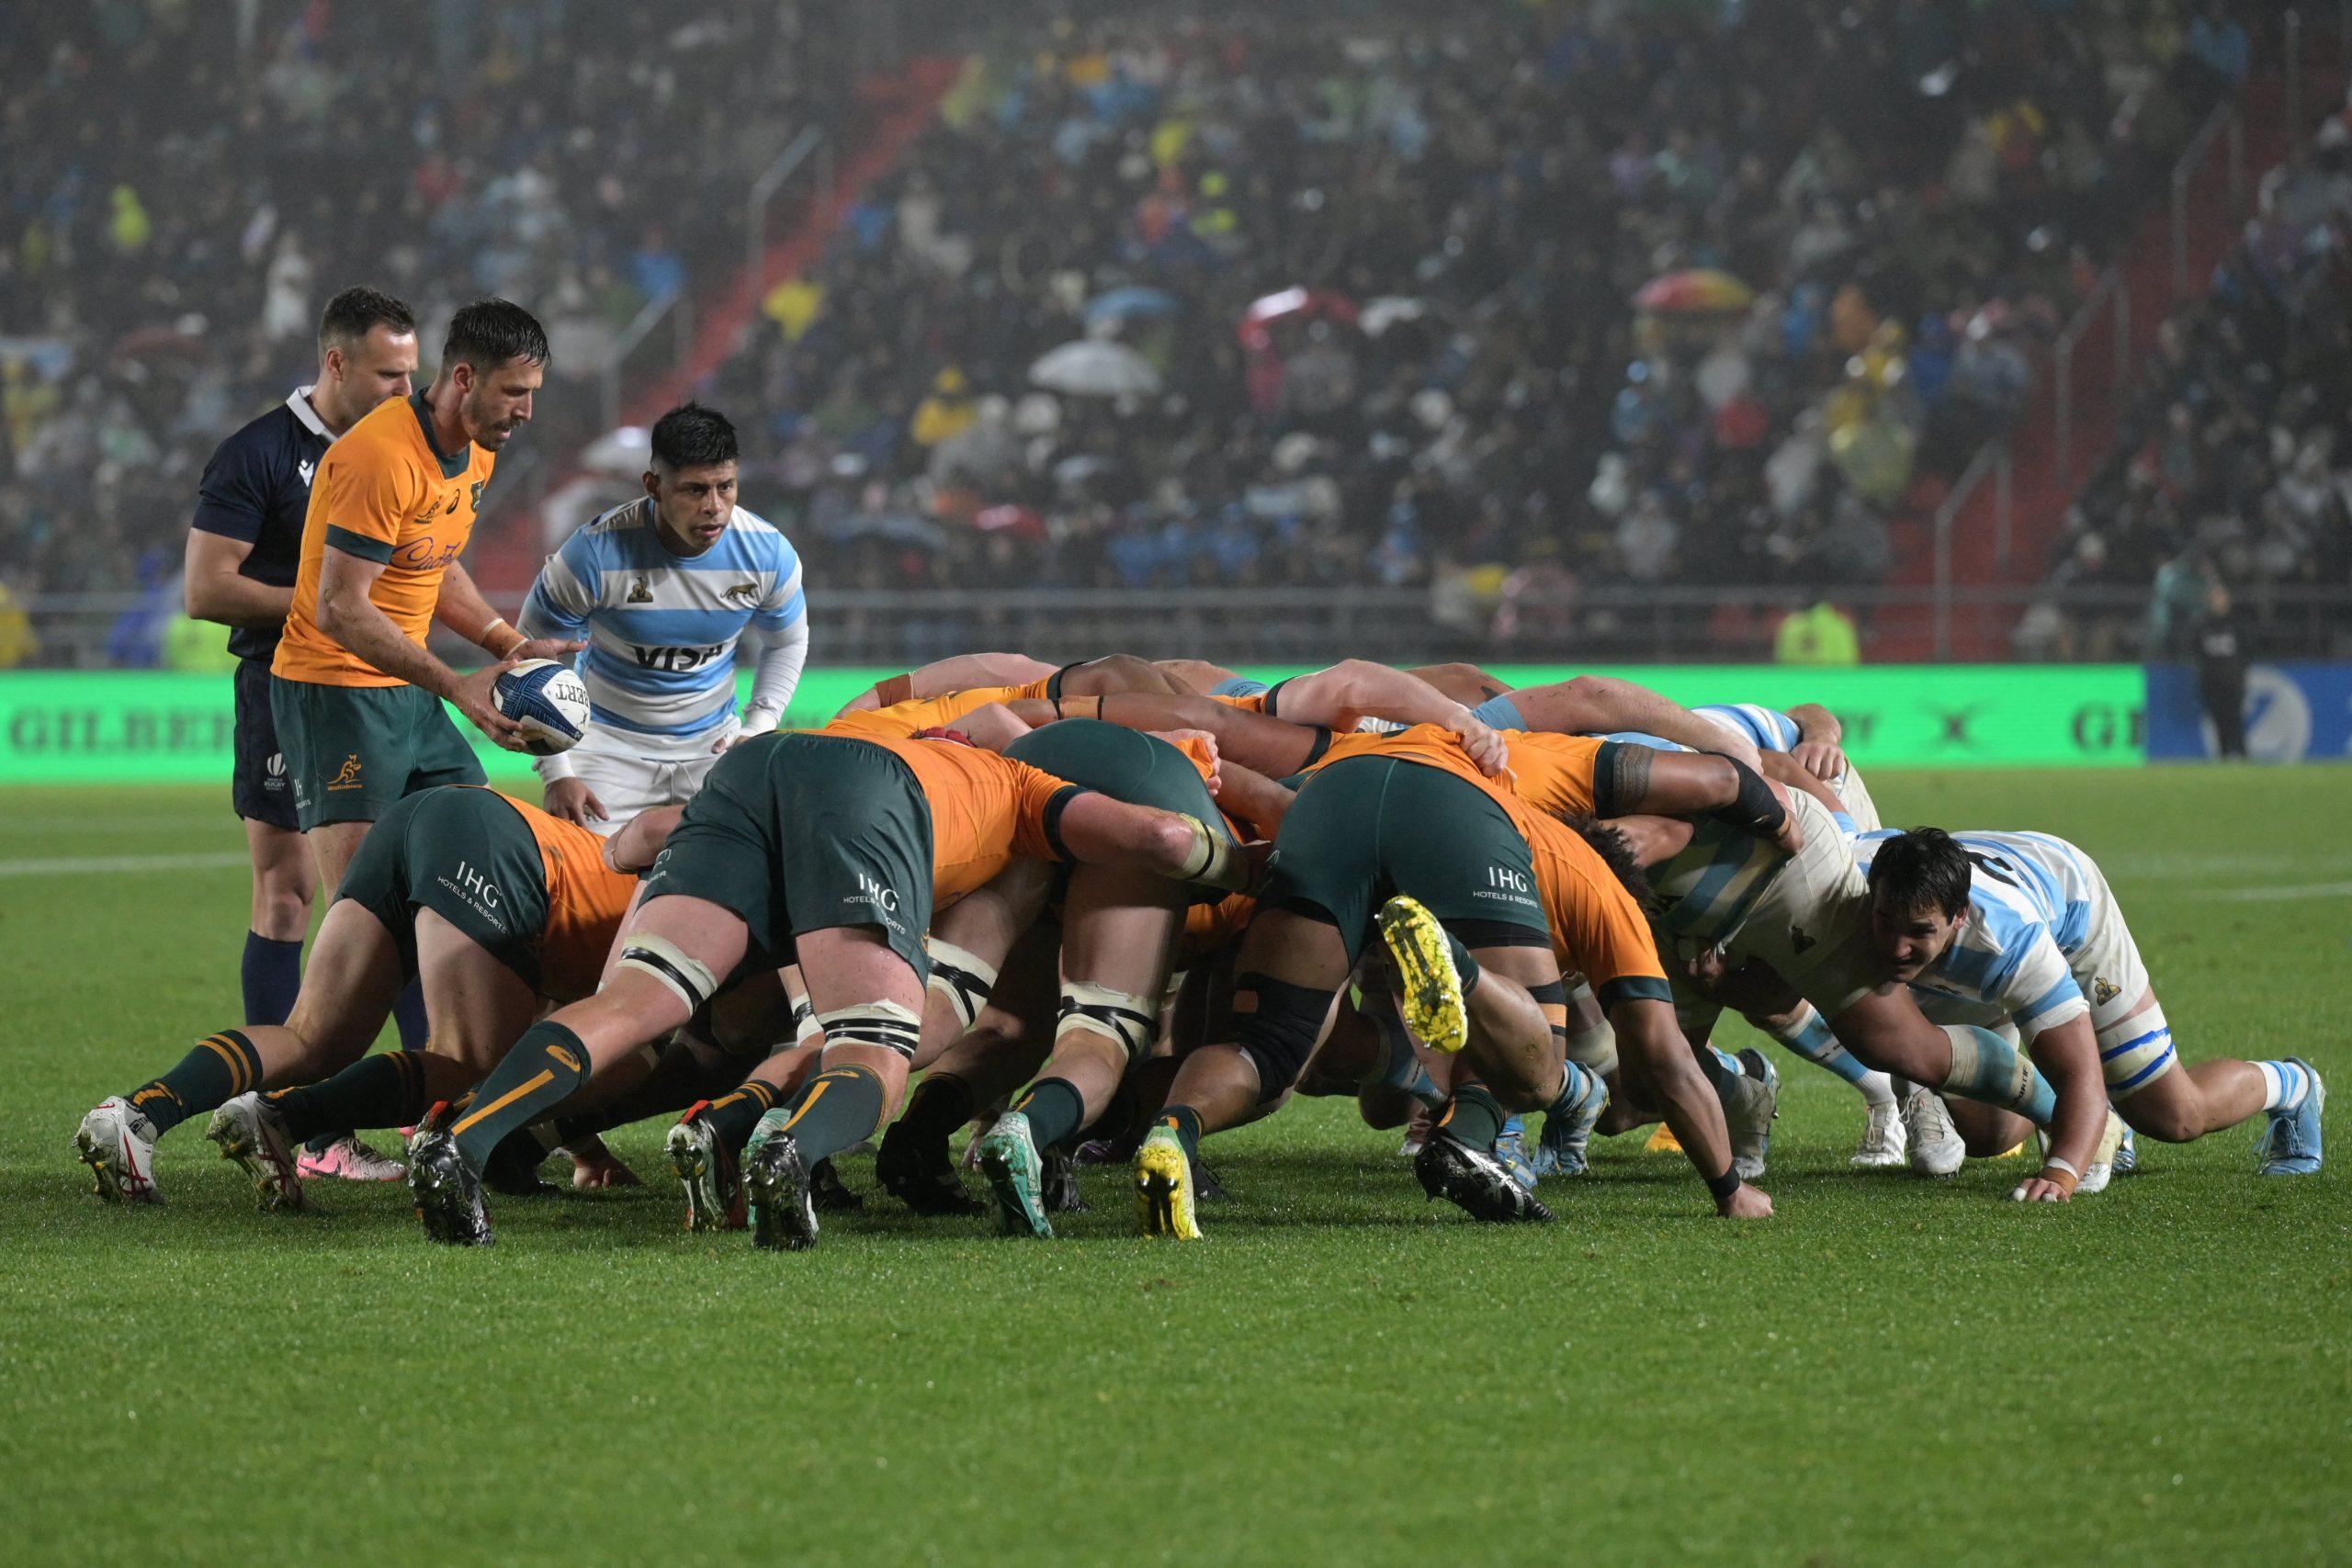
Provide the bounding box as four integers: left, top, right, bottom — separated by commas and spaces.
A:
1705, 1165, 1743, 1201
1231, 973, 1335, 1104
1300, 726, 1333, 767
1262, 677, 1295, 718
1705, 754, 1787, 840
1590, 739, 1626, 818
1040, 784, 1091, 862
1528, 977, 1568, 1008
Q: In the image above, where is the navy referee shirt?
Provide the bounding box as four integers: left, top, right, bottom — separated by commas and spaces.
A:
189, 387, 336, 662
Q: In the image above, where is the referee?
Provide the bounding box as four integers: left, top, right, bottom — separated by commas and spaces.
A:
184, 290, 425, 1148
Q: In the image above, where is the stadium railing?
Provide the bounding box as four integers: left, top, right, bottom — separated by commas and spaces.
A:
19, 584, 2351, 671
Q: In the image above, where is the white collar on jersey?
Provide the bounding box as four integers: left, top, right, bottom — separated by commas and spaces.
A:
286, 386, 335, 442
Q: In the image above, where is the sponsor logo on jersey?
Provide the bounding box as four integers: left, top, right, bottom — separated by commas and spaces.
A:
469, 479, 487, 512
298, 460, 315, 487
390, 536, 466, 572
634, 643, 727, 671
327, 754, 365, 790
438, 857, 509, 931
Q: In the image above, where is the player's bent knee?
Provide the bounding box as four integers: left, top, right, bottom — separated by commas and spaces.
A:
2098, 1005, 2177, 1102
925, 940, 1001, 1032
1231, 973, 1332, 1104
1057, 982, 1158, 1065
617, 934, 719, 1013
817, 999, 923, 1059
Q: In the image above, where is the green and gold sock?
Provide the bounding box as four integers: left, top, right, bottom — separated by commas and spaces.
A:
771, 1065, 888, 1166
1157, 1104, 1205, 1166
1438, 1084, 1505, 1151
696, 1079, 781, 1153
452, 1023, 591, 1173
1012, 1077, 1086, 1150
128, 1029, 264, 1136
268, 1051, 431, 1145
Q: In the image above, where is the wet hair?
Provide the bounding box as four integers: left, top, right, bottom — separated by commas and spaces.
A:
650, 402, 740, 471
1865, 827, 1972, 919
442, 298, 549, 372
317, 287, 415, 352
1560, 811, 1662, 918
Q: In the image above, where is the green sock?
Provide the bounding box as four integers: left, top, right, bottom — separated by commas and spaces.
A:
771, 1065, 888, 1165
267, 1051, 431, 1145
452, 1023, 591, 1173
1445, 931, 1483, 991
1157, 1104, 1205, 1165
1369, 1007, 1445, 1109
1439, 1084, 1506, 1150
695, 1078, 782, 1153
129, 1030, 264, 1136
1012, 1077, 1087, 1150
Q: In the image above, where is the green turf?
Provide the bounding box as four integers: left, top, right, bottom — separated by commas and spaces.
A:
2, 771, 2346, 1566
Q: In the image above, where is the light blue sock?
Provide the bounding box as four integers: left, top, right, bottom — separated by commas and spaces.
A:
1544, 1060, 1599, 1119
1939, 1024, 2059, 1123
1695, 1043, 1746, 1098
1769, 1007, 1868, 1085
2256, 1060, 2311, 1112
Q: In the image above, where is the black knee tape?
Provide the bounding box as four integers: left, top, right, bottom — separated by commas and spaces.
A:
1231, 973, 1332, 1103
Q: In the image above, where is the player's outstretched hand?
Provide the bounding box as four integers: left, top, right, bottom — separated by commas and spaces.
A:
511, 636, 587, 664
569, 1136, 641, 1189
1721, 1183, 1774, 1219
1791, 738, 1848, 781
544, 776, 608, 826
2008, 1175, 2072, 1203
450, 660, 529, 750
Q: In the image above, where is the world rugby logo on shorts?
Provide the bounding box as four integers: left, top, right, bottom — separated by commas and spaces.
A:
265, 753, 285, 777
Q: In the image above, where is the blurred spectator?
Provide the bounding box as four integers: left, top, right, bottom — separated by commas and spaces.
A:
0, 0, 850, 637
1775, 599, 1862, 664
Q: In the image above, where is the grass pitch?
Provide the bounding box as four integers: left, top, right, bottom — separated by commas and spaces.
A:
2, 769, 2346, 1567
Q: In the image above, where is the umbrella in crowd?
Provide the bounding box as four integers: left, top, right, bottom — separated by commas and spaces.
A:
1634, 267, 1756, 314
1030, 340, 1163, 398
1238, 287, 1359, 351
1083, 286, 1179, 327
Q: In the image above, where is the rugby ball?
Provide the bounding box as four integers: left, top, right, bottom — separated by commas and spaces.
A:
493, 659, 591, 756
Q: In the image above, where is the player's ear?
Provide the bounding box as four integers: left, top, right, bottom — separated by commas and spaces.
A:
642, 468, 662, 501
320, 344, 344, 383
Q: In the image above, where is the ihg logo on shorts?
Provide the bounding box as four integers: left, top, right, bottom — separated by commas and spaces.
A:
1478, 863, 1535, 908
438, 857, 509, 932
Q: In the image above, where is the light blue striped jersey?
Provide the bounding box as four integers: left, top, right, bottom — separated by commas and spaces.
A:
1695, 704, 1803, 751
1851, 829, 2095, 1034
520, 497, 805, 741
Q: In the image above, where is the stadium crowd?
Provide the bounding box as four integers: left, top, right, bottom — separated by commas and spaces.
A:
718, 0, 2247, 621
0, 0, 2275, 664
2024, 84, 2352, 661
0, 0, 846, 644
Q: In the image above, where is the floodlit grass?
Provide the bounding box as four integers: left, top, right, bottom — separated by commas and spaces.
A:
2, 771, 2346, 1566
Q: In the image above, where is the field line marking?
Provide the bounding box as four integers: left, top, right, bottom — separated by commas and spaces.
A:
0, 851, 249, 878
2203, 881, 2352, 903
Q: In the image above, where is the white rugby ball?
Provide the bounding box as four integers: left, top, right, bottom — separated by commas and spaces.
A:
492, 658, 591, 756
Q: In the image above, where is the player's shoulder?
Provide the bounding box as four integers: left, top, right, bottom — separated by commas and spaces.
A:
206, 391, 328, 469
720, 506, 797, 560
322, 393, 428, 472
576, 495, 656, 544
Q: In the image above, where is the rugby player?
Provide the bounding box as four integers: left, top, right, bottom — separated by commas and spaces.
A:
520, 402, 808, 833
1131, 726, 1789, 1239
1589, 784, 2119, 1199
1860, 827, 2324, 1187
74, 787, 652, 1206
182, 286, 421, 1181
403, 728, 1254, 1246
1574, 716, 1902, 1169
